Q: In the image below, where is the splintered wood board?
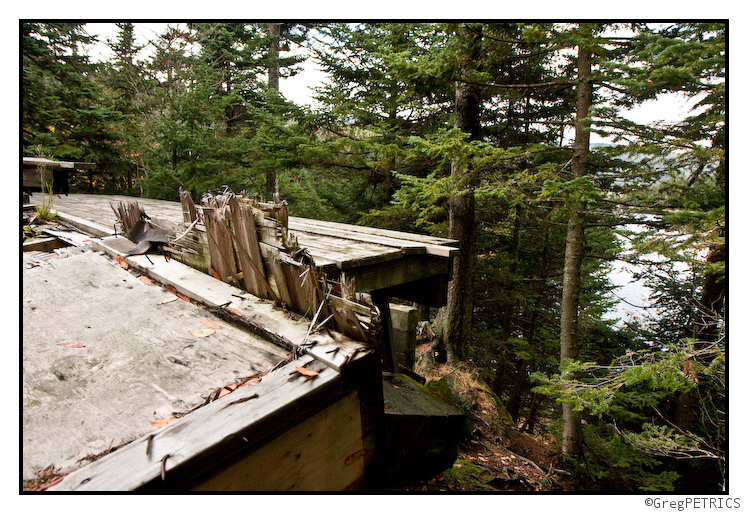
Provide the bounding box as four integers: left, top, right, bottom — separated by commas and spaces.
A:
93, 235, 368, 371
47, 194, 456, 270
22, 249, 289, 480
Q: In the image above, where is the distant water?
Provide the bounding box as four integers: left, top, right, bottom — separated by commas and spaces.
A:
604, 215, 697, 326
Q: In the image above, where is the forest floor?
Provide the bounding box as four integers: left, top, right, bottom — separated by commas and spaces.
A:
386, 361, 574, 492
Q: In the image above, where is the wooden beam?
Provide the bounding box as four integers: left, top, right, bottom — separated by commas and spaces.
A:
189, 391, 365, 491
53, 211, 115, 238
179, 188, 198, 223
229, 197, 269, 299
203, 207, 239, 284
370, 291, 398, 373
48, 356, 343, 491
336, 254, 452, 294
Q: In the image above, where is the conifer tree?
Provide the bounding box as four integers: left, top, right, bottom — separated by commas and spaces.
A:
22, 22, 117, 186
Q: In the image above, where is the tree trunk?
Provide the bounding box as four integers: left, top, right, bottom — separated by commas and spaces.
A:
559, 43, 592, 457
437, 27, 482, 362
501, 205, 522, 343
443, 179, 477, 361
506, 359, 527, 423
267, 23, 280, 92
676, 143, 725, 435
265, 23, 281, 198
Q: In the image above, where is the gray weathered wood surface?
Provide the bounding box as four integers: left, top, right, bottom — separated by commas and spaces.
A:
22, 249, 290, 480
92, 235, 369, 372
47, 355, 342, 491
37, 194, 458, 289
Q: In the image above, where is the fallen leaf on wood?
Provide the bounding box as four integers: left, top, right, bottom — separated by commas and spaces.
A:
218, 385, 236, 398
165, 284, 177, 294
190, 328, 215, 338
113, 255, 129, 268
210, 267, 221, 280
224, 306, 243, 317
57, 342, 85, 348
199, 318, 221, 329
140, 276, 152, 285
150, 417, 178, 428
157, 297, 178, 305
177, 293, 190, 302
344, 449, 367, 465
295, 366, 319, 378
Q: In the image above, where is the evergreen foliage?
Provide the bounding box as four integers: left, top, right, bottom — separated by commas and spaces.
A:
21, 21, 726, 491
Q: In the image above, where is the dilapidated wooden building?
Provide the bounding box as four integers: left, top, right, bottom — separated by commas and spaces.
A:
23, 192, 464, 491
22, 157, 95, 197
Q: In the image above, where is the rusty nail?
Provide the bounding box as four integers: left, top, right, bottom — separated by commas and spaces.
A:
161, 454, 171, 481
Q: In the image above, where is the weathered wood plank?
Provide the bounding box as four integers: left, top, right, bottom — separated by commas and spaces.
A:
267, 246, 294, 308
41, 227, 97, 247
48, 356, 343, 491
229, 197, 269, 299
92, 238, 369, 371
203, 207, 239, 284
289, 216, 458, 246
54, 211, 116, 238
110, 200, 141, 234
189, 391, 365, 491
290, 219, 458, 258
179, 188, 198, 223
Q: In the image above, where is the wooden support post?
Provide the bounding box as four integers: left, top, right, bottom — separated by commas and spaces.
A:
389, 304, 418, 370
370, 291, 398, 373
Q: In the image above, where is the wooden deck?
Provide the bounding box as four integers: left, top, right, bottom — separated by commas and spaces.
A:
40, 193, 458, 301
22, 247, 289, 480
22, 211, 379, 490
23, 192, 462, 489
